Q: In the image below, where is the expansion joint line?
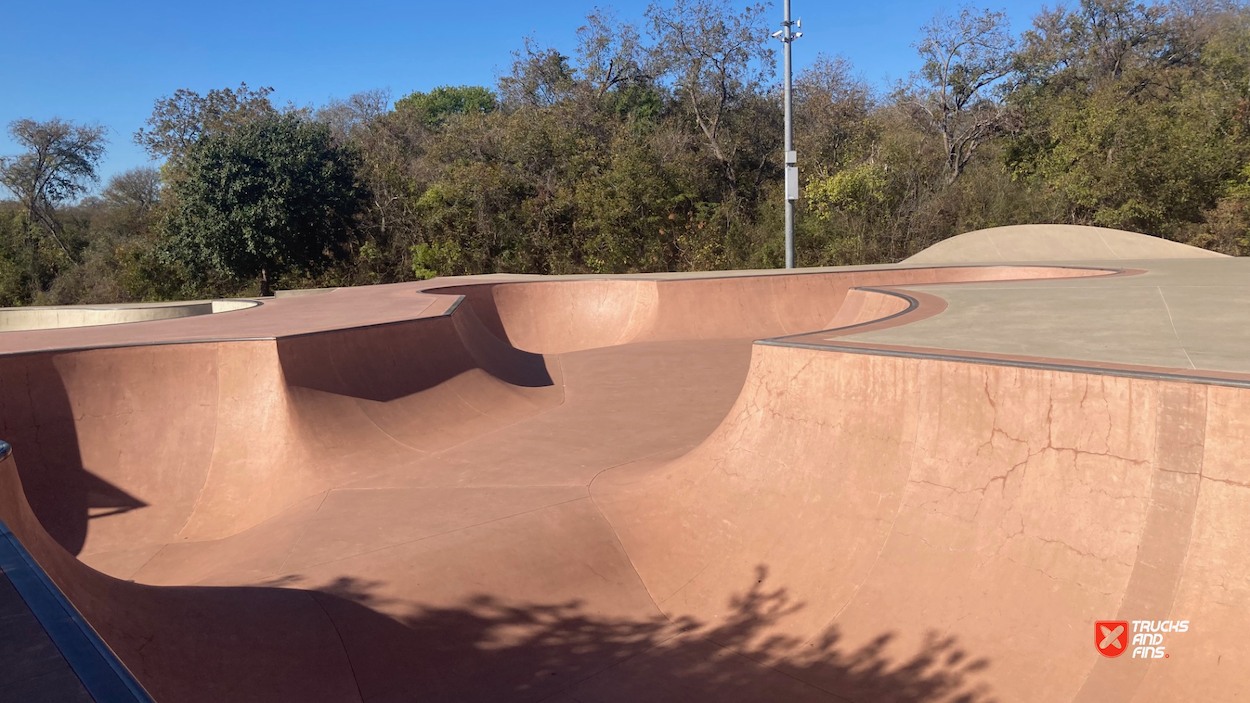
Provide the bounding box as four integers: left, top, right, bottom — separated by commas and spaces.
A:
307, 591, 366, 703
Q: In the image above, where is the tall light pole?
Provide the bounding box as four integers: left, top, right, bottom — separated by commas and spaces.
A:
773, 2, 802, 268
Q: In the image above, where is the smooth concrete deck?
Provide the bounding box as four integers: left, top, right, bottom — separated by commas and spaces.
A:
0, 227, 1248, 702
827, 257, 1250, 376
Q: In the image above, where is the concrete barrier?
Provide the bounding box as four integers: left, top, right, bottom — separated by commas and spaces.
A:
0, 299, 260, 332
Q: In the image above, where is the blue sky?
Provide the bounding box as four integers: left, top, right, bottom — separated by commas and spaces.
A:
1, 0, 1053, 187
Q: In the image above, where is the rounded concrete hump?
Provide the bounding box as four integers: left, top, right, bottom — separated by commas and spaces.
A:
904, 224, 1229, 264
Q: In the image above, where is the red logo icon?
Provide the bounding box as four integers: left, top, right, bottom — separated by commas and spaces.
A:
1096, 621, 1129, 657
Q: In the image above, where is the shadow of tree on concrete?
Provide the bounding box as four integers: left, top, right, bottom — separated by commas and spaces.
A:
247, 565, 995, 703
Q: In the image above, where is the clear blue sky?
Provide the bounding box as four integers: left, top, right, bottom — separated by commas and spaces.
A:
1, 0, 1052, 187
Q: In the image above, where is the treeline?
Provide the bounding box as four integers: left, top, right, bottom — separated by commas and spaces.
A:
2, 0, 1249, 305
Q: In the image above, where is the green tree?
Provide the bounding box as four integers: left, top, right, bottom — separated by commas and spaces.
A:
646, 0, 774, 186
167, 114, 366, 295
1006, 0, 1250, 236
498, 39, 579, 108
44, 166, 180, 305
900, 7, 1017, 184
135, 83, 276, 163
0, 118, 107, 298
20, 0, 1244, 308
395, 85, 497, 128
794, 55, 875, 170
577, 8, 653, 97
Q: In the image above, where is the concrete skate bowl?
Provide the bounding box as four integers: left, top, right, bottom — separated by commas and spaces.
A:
3, 263, 1246, 702
431, 264, 1115, 354
0, 299, 259, 332
905, 224, 1229, 264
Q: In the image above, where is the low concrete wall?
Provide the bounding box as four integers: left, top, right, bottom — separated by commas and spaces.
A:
0, 299, 260, 332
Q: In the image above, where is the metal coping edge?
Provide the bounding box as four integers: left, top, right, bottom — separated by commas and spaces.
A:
422, 262, 1127, 287
0, 499, 155, 702
757, 338, 1250, 390
767, 288, 921, 342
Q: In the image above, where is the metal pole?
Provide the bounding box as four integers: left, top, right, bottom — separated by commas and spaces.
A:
777, 0, 801, 269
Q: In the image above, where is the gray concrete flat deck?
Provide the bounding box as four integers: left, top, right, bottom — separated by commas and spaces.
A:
837, 257, 1250, 375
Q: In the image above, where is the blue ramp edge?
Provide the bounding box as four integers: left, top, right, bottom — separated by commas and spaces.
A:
0, 445, 155, 703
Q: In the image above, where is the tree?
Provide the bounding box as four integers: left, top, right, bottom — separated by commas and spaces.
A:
394, 86, 496, 128
901, 7, 1018, 184
646, 0, 774, 184
6, 0, 1248, 307
167, 114, 366, 295
577, 8, 653, 97
1013, 0, 1173, 92
100, 166, 161, 214
794, 55, 876, 170
1004, 0, 1250, 236
43, 167, 167, 305
498, 39, 578, 108
315, 89, 392, 143
135, 83, 276, 163
0, 118, 107, 294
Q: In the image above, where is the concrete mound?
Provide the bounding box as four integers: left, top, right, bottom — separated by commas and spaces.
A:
905, 224, 1228, 263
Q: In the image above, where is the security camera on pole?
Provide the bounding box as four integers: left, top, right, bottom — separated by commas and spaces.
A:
772, 1, 802, 269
